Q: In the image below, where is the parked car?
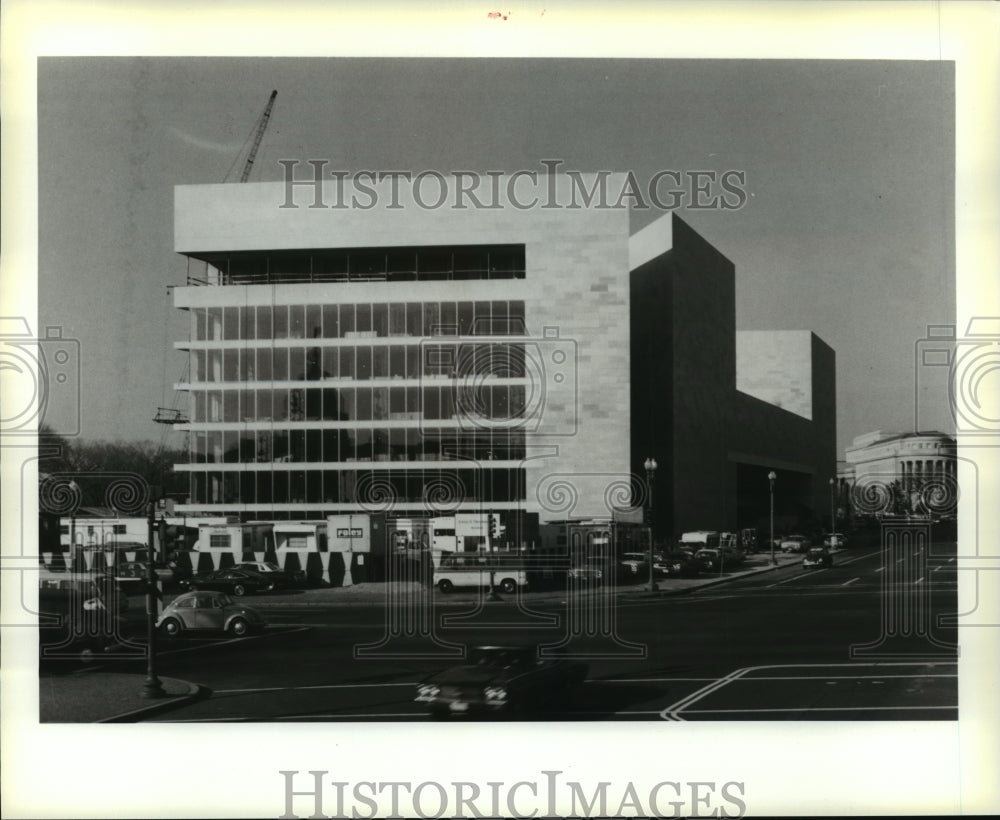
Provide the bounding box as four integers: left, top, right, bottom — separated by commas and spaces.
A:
234, 561, 306, 589
780, 534, 811, 553
694, 546, 746, 572
617, 552, 650, 581
694, 548, 723, 572
566, 558, 604, 585
823, 532, 849, 548
157, 590, 265, 637
92, 573, 130, 612
179, 568, 272, 596
414, 645, 588, 718
116, 560, 175, 583
653, 550, 700, 578
802, 546, 834, 569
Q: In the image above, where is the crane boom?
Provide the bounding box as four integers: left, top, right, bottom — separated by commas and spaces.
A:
240, 90, 277, 183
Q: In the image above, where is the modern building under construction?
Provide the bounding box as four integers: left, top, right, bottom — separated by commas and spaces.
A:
169, 172, 836, 540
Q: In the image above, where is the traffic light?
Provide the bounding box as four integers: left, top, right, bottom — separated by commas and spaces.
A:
488, 514, 500, 538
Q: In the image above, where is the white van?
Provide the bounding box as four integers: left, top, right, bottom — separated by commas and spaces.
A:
432, 553, 528, 594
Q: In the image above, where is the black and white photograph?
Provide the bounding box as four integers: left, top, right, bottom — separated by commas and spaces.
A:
2, 2, 998, 818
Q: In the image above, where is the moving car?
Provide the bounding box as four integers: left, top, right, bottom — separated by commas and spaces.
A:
414, 645, 588, 718
802, 546, 834, 569
157, 590, 265, 637
233, 561, 306, 589
823, 532, 848, 548
179, 567, 272, 596
780, 534, 811, 553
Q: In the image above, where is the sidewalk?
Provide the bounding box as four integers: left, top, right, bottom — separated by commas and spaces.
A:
40, 548, 813, 722
228, 548, 808, 607
39, 671, 205, 723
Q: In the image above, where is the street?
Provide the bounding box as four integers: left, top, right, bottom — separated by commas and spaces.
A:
47, 543, 958, 722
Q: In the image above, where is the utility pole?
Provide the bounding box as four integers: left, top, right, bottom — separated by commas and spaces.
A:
141, 496, 165, 698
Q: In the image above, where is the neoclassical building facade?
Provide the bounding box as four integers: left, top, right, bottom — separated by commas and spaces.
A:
840, 430, 957, 515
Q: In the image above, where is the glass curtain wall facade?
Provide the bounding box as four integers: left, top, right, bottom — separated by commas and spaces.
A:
177, 245, 530, 520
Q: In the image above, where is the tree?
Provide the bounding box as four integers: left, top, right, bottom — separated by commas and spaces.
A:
38, 426, 187, 510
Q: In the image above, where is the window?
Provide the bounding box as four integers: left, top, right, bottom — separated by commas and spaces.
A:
223, 308, 239, 340
273, 305, 289, 339
209, 533, 231, 549
322, 304, 339, 338
240, 306, 256, 340
389, 303, 406, 336
256, 348, 273, 381
373, 304, 388, 337
257, 306, 273, 339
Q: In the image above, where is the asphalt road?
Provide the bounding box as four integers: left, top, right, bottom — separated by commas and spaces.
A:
74, 543, 960, 722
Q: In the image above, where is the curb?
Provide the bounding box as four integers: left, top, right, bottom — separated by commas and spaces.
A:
98, 678, 209, 723
640, 558, 794, 598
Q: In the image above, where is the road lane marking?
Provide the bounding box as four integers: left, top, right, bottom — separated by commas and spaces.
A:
766, 572, 810, 587
158, 713, 427, 722
833, 550, 883, 567
682, 705, 956, 715
698, 673, 955, 681
843, 577, 860, 586
213, 681, 418, 694
585, 677, 719, 684
660, 661, 957, 720
875, 567, 884, 573
158, 626, 310, 656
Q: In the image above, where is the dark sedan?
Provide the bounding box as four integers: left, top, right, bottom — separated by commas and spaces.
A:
233, 561, 306, 589
415, 645, 588, 719
693, 547, 745, 573
179, 568, 271, 596
803, 546, 834, 569
653, 550, 700, 578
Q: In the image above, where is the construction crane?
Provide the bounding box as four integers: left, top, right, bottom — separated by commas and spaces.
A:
240, 89, 278, 182
155, 90, 278, 431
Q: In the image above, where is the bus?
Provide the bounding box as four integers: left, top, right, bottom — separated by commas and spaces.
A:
432, 552, 529, 594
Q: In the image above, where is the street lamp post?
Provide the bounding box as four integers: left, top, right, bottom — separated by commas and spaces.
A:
829, 477, 837, 545
644, 457, 658, 592
768, 471, 777, 566
141, 500, 165, 699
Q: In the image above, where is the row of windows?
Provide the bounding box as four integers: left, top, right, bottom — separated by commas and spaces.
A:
189, 468, 526, 505
191, 342, 529, 383
206, 245, 526, 286
192, 301, 526, 341
191, 385, 529, 424
191, 428, 528, 464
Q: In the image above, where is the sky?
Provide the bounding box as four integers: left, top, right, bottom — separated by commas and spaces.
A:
36, 57, 956, 455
